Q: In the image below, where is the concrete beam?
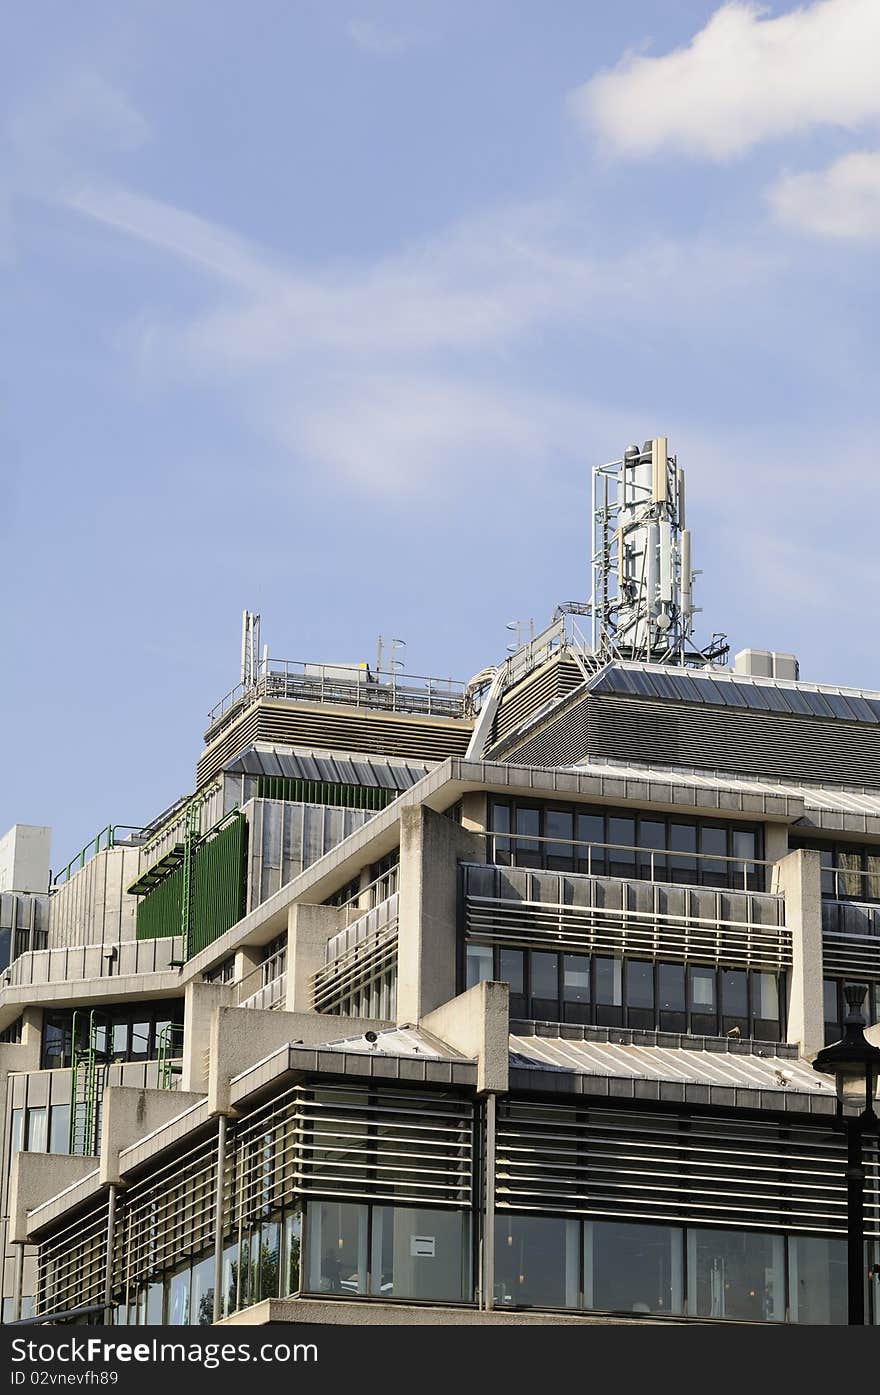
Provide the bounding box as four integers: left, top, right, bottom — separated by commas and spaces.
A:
421, 982, 509, 1094
9, 1154, 99, 1244
99, 1086, 206, 1185
396, 807, 486, 1024
773, 849, 824, 1059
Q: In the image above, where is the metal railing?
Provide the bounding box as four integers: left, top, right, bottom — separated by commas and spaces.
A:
51, 825, 144, 888
486, 831, 771, 891
821, 865, 880, 902
334, 864, 400, 923
207, 658, 468, 728
236, 946, 287, 1010
0, 936, 184, 990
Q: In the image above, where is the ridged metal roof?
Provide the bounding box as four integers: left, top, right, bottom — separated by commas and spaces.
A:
589, 660, 880, 724
223, 744, 431, 790
509, 1032, 831, 1095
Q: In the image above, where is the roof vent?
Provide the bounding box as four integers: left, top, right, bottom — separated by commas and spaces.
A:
733, 649, 799, 682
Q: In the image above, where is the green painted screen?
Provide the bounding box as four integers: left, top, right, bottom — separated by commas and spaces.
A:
255, 777, 397, 810
135, 814, 247, 957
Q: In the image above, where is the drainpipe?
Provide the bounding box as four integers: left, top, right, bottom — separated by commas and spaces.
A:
483, 1095, 496, 1312
103, 1186, 117, 1325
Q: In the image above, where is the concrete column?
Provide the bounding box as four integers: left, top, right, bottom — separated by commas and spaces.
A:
234, 945, 262, 987
460, 792, 488, 835
181, 982, 235, 1093
772, 849, 824, 1058
483, 1094, 496, 1311
396, 807, 486, 1024
285, 904, 344, 1013
103, 1185, 117, 1324
212, 1114, 227, 1324
764, 822, 790, 867
12, 1242, 23, 1322
420, 981, 509, 1095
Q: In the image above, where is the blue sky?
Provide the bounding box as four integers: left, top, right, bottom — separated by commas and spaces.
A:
3, 0, 880, 868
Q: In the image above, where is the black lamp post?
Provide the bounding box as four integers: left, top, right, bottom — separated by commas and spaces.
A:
811, 982, 880, 1325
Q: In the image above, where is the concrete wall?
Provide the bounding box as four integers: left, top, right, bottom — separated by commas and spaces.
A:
47, 845, 142, 948
396, 807, 485, 1024
421, 981, 509, 1094
286, 904, 344, 1013
0, 827, 51, 896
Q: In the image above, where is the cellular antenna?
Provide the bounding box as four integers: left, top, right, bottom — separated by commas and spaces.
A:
591, 438, 727, 666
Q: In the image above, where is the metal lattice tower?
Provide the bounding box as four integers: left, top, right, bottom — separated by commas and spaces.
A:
591, 437, 727, 667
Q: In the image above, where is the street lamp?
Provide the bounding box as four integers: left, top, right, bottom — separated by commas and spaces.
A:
811, 982, 880, 1325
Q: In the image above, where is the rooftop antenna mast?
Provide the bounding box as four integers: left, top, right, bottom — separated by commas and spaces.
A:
590, 437, 727, 667
240, 610, 262, 687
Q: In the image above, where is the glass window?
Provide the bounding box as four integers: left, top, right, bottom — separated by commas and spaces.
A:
687, 1228, 785, 1322
658, 963, 685, 1011
563, 955, 590, 1003
576, 813, 605, 874
545, 809, 573, 868
530, 952, 559, 1018
836, 849, 862, 899
283, 1211, 301, 1296
499, 948, 525, 996
515, 807, 541, 866
595, 958, 622, 1005
190, 1254, 215, 1325
371, 1206, 470, 1302
700, 826, 727, 886
788, 1236, 847, 1324
26, 1107, 48, 1153
587, 1221, 683, 1316
607, 817, 635, 874
10, 1108, 24, 1156
111, 1020, 129, 1059
637, 820, 666, 879
49, 1105, 70, 1155
823, 979, 840, 1026
731, 829, 757, 889
725, 976, 753, 1021
626, 961, 654, 1009
494, 1215, 579, 1309
563, 954, 590, 1024
489, 801, 511, 862
41, 1017, 68, 1070
166, 1266, 190, 1325
753, 972, 779, 1021
465, 944, 494, 991
130, 1021, 151, 1059
305, 1201, 368, 1296
689, 966, 716, 1013
669, 823, 697, 881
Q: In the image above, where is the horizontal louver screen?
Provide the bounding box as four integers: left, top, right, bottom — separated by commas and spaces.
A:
496, 1102, 880, 1237
463, 865, 789, 970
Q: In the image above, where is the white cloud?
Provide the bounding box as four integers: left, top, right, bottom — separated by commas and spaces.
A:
346, 19, 430, 58
572, 0, 880, 160
61, 181, 787, 496
768, 149, 880, 238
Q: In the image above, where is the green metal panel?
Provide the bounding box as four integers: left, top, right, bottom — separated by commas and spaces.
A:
136, 814, 247, 957
254, 777, 394, 810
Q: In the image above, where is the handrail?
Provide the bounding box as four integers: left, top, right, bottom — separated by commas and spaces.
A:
335, 864, 400, 920
486, 831, 773, 892
207, 658, 468, 727
51, 825, 144, 888
235, 946, 287, 1005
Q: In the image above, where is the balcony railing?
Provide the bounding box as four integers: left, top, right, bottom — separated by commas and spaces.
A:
236, 947, 287, 1010
486, 831, 771, 892
0, 936, 184, 990
207, 658, 468, 731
